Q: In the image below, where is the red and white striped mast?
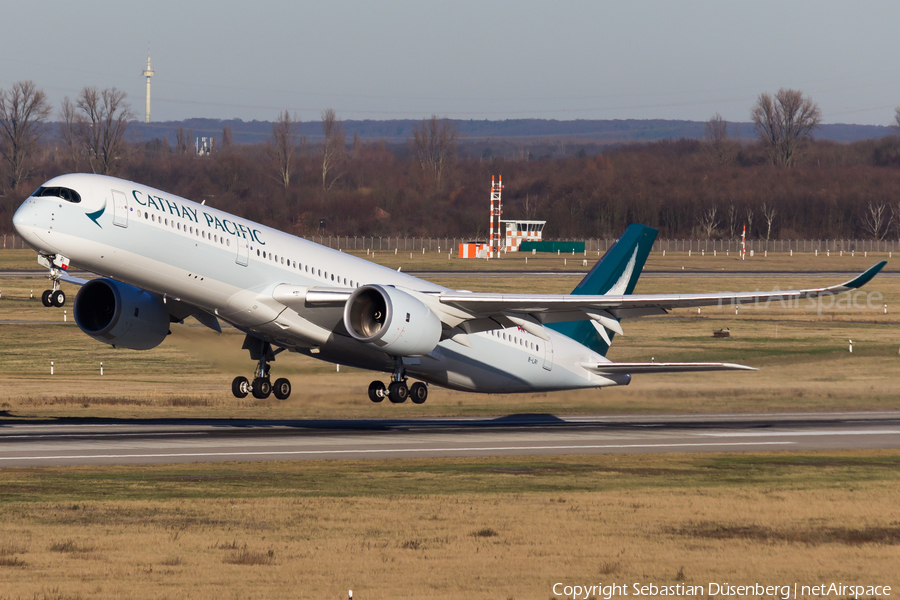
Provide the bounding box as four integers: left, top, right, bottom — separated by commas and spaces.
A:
741, 224, 746, 261
488, 175, 503, 258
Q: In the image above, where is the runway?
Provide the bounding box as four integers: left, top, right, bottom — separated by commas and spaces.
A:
1, 411, 898, 467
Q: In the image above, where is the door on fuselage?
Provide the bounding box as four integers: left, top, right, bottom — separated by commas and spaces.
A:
236, 231, 249, 266
542, 336, 553, 371
112, 190, 128, 228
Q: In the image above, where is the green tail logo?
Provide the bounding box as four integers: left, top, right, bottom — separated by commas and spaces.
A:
546, 224, 658, 355
86, 200, 106, 228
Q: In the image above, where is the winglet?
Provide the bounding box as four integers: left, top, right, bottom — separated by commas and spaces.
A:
839, 261, 887, 291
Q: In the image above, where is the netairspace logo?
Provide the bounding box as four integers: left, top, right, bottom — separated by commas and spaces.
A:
551, 581, 892, 599
715, 287, 885, 316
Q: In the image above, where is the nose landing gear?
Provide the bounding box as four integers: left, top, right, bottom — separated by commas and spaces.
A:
37, 254, 69, 307
232, 335, 291, 400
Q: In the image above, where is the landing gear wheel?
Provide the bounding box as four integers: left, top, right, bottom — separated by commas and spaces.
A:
368, 381, 386, 403
41, 290, 53, 307
272, 378, 292, 400
388, 381, 409, 404
232, 376, 250, 399
51, 290, 65, 307
252, 377, 272, 399
409, 382, 428, 404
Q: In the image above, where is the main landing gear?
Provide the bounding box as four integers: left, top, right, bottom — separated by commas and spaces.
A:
232, 335, 292, 400
37, 254, 68, 307
367, 359, 428, 404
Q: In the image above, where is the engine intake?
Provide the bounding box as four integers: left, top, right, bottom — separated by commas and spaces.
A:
343, 285, 441, 356
74, 278, 170, 350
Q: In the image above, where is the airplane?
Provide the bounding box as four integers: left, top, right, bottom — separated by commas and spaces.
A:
12, 173, 886, 404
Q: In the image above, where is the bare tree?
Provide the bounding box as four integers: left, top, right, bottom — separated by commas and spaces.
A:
59, 97, 81, 169
892, 203, 900, 239
704, 113, 733, 166
726, 200, 738, 239
523, 194, 541, 220
761, 201, 777, 241
745, 206, 754, 238
697, 205, 720, 239
59, 87, 135, 174
0, 81, 51, 190
321, 108, 345, 189
862, 201, 889, 240
751, 88, 821, 167
411, 115, 458, 189
269, 110, 298, 189
175, 126, 188, 154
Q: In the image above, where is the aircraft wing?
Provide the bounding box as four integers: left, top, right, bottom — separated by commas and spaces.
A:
60, 271, 90, 286
270, 262, 885, 344
437, 261, 887, 323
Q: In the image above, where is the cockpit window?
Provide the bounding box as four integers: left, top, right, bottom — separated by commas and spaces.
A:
32, 186, 81, 204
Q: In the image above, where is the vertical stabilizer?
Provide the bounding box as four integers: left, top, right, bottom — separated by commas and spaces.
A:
546, 224, 657, 355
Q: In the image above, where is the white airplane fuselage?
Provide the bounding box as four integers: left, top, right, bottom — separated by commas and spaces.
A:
13, 174, 621, 394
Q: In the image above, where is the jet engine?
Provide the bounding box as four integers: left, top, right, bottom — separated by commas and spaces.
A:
73, 278, 170, 350
343, 285, 441, 356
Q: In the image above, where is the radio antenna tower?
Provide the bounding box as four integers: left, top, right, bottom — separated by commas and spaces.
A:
142, 45, 154, 123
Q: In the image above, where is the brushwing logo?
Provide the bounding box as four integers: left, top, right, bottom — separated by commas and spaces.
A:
606, 248, 638, 296
86, 200, 106, 228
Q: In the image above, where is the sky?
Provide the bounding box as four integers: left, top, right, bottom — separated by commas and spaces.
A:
3, 0, 899, 125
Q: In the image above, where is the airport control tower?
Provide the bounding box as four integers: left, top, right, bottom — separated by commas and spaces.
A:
142, 48, 154, 123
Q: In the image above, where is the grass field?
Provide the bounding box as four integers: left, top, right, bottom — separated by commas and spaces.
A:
1, 249, 898, 599
0, 259, 898, 418
2, 246, 898, 274
0, 452, 898, 599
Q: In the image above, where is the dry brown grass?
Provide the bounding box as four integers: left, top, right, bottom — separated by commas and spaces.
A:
1, 270, 899, 419
0, 452, 899, 598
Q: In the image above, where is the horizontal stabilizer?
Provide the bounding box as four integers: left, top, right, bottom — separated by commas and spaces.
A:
581, 361, 757, 375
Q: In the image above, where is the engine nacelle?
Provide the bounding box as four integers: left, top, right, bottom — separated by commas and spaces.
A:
74, 278, 170, 350
343, 285, 441, 356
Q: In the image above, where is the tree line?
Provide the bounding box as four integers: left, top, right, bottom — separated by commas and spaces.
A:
4, 82, 900, 241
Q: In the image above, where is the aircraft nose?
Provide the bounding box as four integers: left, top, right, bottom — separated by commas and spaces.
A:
13, 200, 33, 232
12, 199, 44, 250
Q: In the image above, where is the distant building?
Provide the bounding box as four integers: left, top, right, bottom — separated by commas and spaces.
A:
502, 220, 545, 252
